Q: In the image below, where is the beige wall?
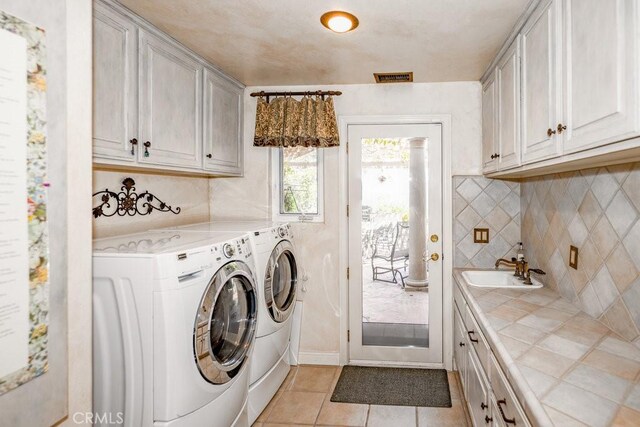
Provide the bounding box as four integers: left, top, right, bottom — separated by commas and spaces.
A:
211, 82, 482, 357
92, 170, 211, 239
64, 0, 93, 424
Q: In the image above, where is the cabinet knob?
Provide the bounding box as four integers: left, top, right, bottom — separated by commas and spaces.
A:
459, 341, 465, 347
485, 415, 493, 424
143, 141, 151, 157
557, 123, 567, 134
129, 138, 138, 156
481, 402, 488, 410
547, 128, 557, 137
206, 154, 213, 159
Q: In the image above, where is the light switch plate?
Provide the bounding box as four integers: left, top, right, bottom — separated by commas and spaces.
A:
569, 245, 579, 270
474, 228, 489, 243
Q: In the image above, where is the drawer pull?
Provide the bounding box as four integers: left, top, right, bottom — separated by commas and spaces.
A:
497, 399, 516, 425
485, 415, 493, 424
143, 141, 151, 157
467, 330, 479, 343
481, 402, 488, 410
459, 341, 465, 347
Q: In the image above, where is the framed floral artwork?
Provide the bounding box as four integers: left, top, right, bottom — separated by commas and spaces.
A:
0, 10, 50, 397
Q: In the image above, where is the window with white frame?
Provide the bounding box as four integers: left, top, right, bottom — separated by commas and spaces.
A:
272, 147, 324, 222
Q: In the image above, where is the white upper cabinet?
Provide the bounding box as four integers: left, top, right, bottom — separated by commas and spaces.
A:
483, 0, 640, 177
92, 0, 244, 176
139, 30, 203, 169
496, 38, 521, 170
203, 68, 243, 175
482, 72, 498, 173
93, 2, 138, 161
561, 0, 639, 153
521, 0, 562, 164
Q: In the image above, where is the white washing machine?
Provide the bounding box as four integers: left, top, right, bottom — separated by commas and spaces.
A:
92, 230, 258, 427
157, 221, 300, 424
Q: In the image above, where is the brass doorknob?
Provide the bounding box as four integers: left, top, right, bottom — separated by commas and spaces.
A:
430, 234, 439, 243
430, 253, 440, 262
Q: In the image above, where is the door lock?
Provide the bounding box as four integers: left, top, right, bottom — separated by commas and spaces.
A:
430, 253, 440, 262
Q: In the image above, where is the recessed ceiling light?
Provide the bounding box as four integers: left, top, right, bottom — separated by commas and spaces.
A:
320, 11, 359, 33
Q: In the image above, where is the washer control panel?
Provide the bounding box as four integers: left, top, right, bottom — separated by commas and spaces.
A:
210, 237, 251, 262
222, 243, 235, 258
272, 224, 291, 239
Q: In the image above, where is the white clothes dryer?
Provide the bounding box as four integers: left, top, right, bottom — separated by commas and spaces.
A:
93, 230, 257, 427
157, 221, 299, 424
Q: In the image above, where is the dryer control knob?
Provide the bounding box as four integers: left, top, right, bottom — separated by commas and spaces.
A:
278, 226, 287, 238
223, 243, 235, 258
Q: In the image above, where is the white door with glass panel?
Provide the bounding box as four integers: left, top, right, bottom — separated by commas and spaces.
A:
347, 124, 442, 365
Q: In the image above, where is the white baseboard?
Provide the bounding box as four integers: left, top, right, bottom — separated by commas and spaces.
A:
298, 351, 340, 366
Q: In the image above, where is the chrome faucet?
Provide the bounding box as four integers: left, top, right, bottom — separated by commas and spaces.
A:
495, 257, 526, 278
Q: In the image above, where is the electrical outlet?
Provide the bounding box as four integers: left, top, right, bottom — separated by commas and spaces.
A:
569, 245, 579, 269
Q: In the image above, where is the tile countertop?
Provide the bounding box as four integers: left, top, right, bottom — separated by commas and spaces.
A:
454, 268, 640, 427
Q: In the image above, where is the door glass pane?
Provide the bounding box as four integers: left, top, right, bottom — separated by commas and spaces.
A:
272, 251, 296, 311
361, 138, 429, 348
210, 276, 254, 365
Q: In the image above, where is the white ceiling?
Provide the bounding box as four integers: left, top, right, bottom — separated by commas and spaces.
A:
118, 0, 530, 86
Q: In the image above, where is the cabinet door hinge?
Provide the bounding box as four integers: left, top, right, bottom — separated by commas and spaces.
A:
347, 267, 350, 279
346, 141, 349, 154
347, 204, 350, 217
347, 330, 350, 342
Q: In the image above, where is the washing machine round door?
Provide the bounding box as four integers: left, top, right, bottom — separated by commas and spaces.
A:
193, 261, 257, 385
265, 240, 297, 323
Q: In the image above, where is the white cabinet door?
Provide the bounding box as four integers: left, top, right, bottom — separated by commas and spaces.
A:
454, 306, 468, 390
521, 0, 562, 163
497, 38, 521, 170
139, 30, 203, 168
482, 72, 498, 173
466, 350, 490, 427
203, 68, 243, 175
93, 1, 138, 161
562, 0, 640, 153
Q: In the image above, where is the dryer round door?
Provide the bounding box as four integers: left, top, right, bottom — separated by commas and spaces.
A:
193, 261, 257, 385
264, 240, 297, 323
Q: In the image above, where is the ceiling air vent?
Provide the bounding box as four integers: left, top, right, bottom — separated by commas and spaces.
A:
374, 72, 414, 83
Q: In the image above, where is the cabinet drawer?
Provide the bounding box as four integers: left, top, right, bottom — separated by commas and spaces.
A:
465, 304, 490, 374
489, 355, 530, 427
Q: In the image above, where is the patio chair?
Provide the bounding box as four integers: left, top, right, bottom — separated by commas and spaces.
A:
371, 221, 409, 287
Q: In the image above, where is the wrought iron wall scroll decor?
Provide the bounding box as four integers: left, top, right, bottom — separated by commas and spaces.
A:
92, 177, 181, 218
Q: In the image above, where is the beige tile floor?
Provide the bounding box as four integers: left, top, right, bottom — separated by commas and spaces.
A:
252, 365, 471, 427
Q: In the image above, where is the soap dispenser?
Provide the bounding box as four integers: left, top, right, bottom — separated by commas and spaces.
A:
517, 242, 525, 261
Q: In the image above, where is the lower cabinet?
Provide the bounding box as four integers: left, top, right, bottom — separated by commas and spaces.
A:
467, 350, 491, 426
454, 286, 531, 427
